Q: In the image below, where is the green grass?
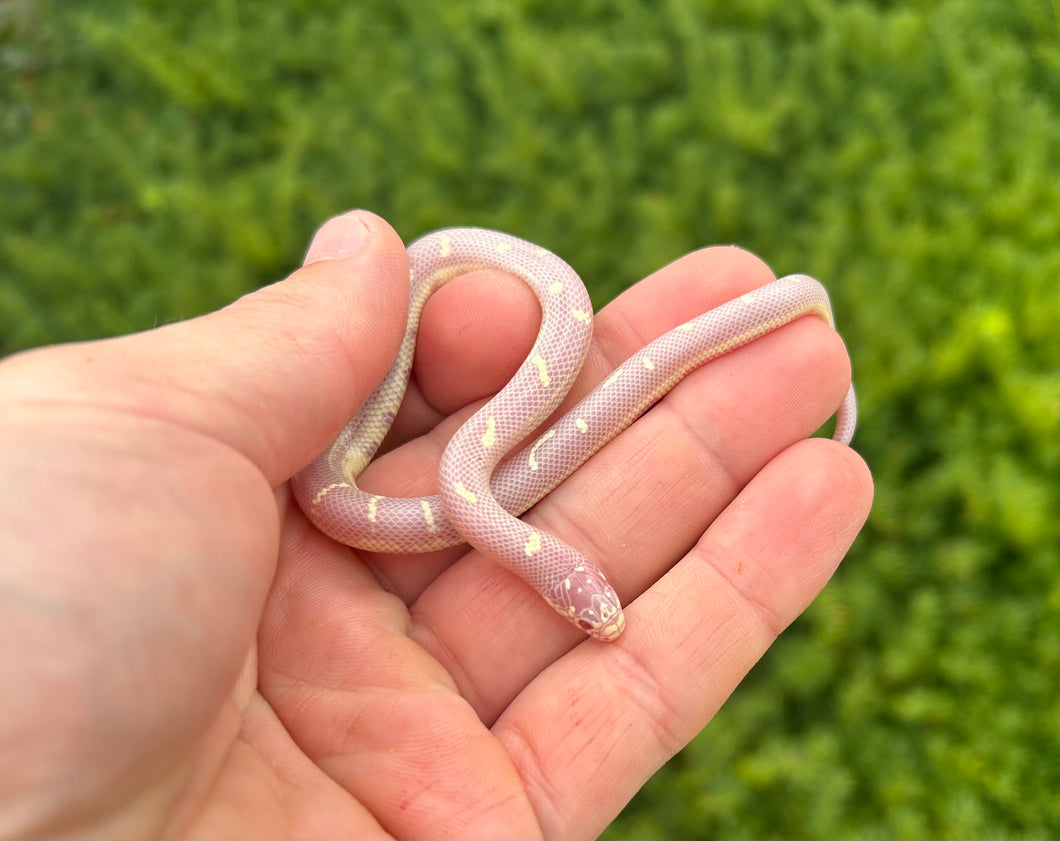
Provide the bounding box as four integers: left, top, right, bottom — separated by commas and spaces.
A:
3, 0, 1059, 836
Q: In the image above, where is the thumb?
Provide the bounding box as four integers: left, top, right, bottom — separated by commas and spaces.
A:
213, 210, 411, 484
3, 210, 410, 487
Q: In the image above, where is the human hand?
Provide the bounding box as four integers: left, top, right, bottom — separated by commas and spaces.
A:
0, 211, 872, 839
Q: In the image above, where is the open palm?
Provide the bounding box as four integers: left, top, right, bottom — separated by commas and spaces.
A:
0, 212, 872, 839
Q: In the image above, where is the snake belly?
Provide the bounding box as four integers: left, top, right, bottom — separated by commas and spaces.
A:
291, 227, 857, 642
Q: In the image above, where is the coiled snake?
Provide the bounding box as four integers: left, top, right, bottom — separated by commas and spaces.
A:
292, 228, 856, 642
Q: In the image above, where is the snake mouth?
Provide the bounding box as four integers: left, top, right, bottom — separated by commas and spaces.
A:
586, 611, 626, 642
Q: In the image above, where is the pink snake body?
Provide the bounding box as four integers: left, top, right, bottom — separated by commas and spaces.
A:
292, 228, 856, 642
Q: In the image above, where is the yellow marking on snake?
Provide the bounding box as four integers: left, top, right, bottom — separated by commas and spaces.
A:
533, 354, 551, 387
495, 242, 511, 253
575, 417, 588, 433
602, 368, 623, 388
675, 322, 693, 332
642, 357, 655, 371
421, 499, 437, 532
453, 482, 477, 504
367, 495, 380, 523
343, 440, 381, 481
439, 235, 452, 257
572, 308, 591, 325
371, 420, 389, 446
740, 291, 757, 304
481, 415, 497, 448
528, 429, 557, 471
535, 247, 550, 257
549, 281, 564, 295
525, 532, 542, 557
312, 482, 350, 505
600, 613, 625, 637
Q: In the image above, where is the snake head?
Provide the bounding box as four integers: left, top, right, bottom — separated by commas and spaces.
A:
544, 565, 625, 642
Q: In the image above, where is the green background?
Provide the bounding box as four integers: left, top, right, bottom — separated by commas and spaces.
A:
2, 0, 1058, 837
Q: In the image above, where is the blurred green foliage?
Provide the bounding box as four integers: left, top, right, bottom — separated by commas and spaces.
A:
2, 0, 1059, 837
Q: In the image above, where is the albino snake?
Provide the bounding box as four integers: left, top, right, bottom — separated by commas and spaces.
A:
292, 228, 856, 642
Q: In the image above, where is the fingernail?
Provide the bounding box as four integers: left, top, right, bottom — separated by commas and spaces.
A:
304, 211, 371, 264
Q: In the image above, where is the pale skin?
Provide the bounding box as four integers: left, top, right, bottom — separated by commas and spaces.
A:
0, 211, 873, 839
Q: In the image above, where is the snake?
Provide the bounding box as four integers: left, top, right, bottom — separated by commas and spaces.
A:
291, 227, 856, 643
